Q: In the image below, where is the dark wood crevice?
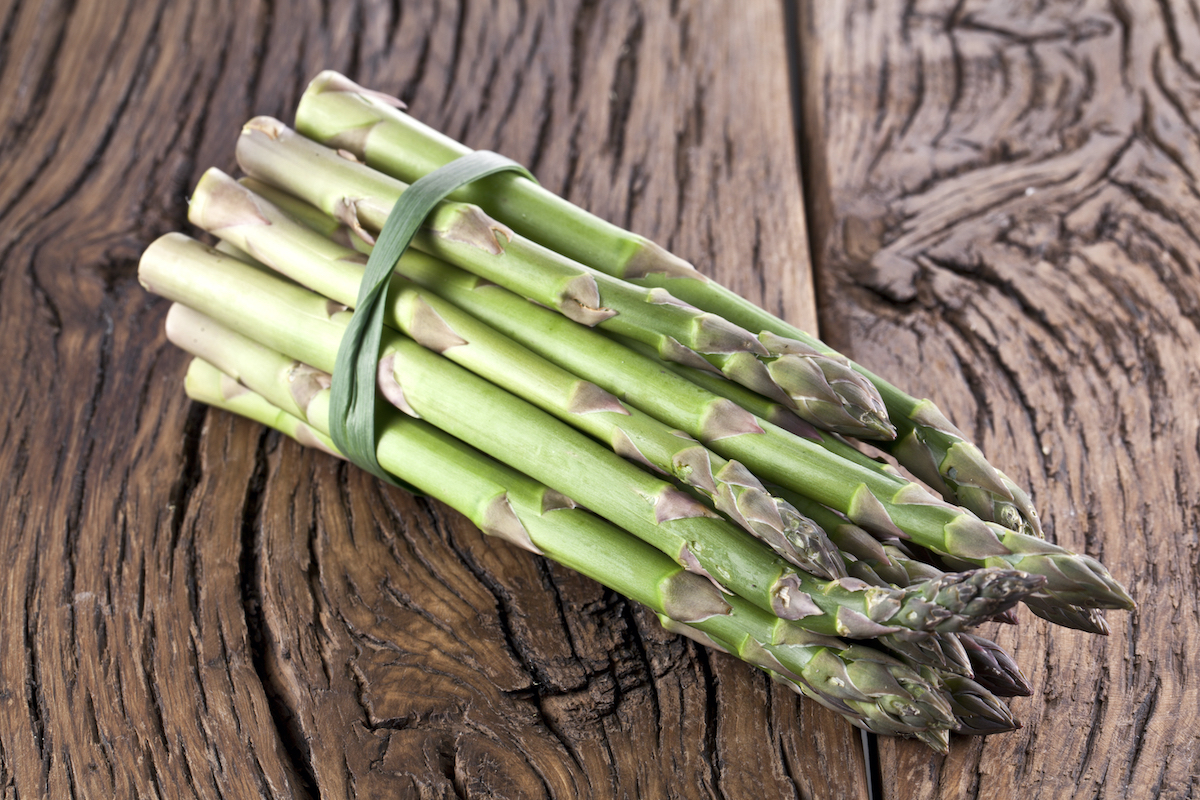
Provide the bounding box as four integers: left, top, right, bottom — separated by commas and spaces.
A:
239, 429, 318, 799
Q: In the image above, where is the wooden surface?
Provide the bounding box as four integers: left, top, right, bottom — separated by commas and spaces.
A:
802, 2, 1200, 798
0, 1, 1195, 798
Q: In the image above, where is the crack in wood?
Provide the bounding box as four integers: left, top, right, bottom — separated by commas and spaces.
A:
239, 431, 318, 800
694, 646, 729, 800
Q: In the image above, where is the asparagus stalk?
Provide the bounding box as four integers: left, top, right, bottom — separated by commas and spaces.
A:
613, 333, 916, 481
183, 354, 344, 461
190, 168, 846, 580
235, 116, 896, 441
179, 339, 957, 745
186, 173, 1129, 620
142, 232, 1046, 637
292, 71, 1039, 538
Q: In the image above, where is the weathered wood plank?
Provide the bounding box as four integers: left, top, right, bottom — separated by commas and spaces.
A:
0, 1, 872, 797
800, 1, 1200, 797
0, 1, 305, 796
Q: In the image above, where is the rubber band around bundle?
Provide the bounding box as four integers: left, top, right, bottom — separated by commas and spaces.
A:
328, 151, 536, 487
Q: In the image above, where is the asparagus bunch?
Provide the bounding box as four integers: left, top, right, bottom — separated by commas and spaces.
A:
146, 239, 1029, 746
293, 71, 1038, 536
143, 234, 1041, 642
223, 116, 1132, 618
140, 72, 1136, 752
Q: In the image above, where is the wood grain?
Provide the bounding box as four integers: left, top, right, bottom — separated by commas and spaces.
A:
800, 1, 1200, 798
0, 1, 875, 798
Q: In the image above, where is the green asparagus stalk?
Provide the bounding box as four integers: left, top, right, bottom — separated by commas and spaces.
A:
186, 171, 1128, 620
292, 71, 1039, 538
178, 337, 957, 745
878, 544, 954, 587
239, 176, 360, 246
614, 334, 905, 474
142, 232, 1046, 637
183, 354, 345, 461
190, 168, 845, 581
792, 500, 893, 568
235, 116, 896, 441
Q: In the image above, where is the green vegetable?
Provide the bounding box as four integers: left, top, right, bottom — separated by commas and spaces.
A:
236, 116, 895, 440
140, 233, 1045, 639
137, 73, 1138, 750
178, 332, 956, 746
293, 70, 1040, 537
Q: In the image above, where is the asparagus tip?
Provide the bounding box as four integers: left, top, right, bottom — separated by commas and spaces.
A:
901, 569, 1047, 633
1024, 594, 1112, 635
945, 675, 1021, 735
958, 633, 1033, 697
857, 410, 897, 440
915, 727, 951, 755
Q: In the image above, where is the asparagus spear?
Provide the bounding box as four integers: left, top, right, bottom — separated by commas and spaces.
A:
183, 354, 344, 462
185, 173, 1129, 619
612, 333, 905, 475
292, 71, 1039, 538
235, 116, 895, 441
142, 232, 1045, 637
179, 339, 957, 745
190, 168, 845, 580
